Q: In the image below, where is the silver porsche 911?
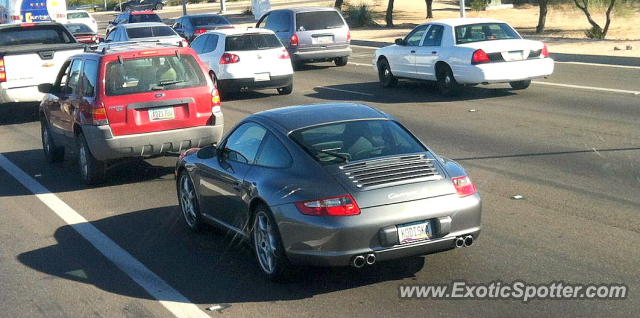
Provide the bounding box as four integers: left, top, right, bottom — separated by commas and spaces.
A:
175, 103, 481, 280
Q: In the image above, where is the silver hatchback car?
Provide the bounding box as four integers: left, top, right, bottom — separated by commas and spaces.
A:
257, 7, 352, 68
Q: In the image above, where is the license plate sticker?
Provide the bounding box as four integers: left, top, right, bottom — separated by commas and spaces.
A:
254, 72, 270, 82
313, 35, 334, 44
149, 107, 175, 121
397, 221, 432, 244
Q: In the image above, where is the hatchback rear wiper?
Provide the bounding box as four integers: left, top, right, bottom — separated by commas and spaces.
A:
150, 80, 185, 90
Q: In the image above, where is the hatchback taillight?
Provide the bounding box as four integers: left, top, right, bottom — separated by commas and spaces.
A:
194, 28, 207, 35
290, 34, 299, 47
0, 58, 6, 83
452, 176, 477, 197
220, 53, 240, 64
279, 48, 290, 59
295, 195, 361, 216
541, 43, 550, 57
471, 49, 490, 64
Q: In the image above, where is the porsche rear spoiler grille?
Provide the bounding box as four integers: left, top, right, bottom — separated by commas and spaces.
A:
340, 154, 442, 188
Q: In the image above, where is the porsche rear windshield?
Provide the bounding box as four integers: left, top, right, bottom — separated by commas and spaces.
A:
225, 33, 282, 51
0, 25, 75, 46
127, 26, 176, 38
105, 55, 206, 96
455, 23, 520, 44
290, 120, 426, 165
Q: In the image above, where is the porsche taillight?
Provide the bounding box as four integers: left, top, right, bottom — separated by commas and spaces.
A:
295, 195, 361, 216
452, 176, 477, 197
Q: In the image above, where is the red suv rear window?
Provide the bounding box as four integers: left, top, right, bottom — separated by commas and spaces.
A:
105, 54, 206, 96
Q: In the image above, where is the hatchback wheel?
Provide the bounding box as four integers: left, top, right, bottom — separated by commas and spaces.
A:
77, 133, 105, 185
378, 59, 398, 88
334, 56, 348, 67
41, 120, 64, 163
509, 80, 531, 90
277, 83, 293, 95
178, 172, 203, 231
436, 65, 461, 97
253, 208, 291, 281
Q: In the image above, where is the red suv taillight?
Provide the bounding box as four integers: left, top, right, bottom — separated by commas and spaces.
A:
471, 49, 491, 64
84, 102, 109, 126
451, 176, 477, 197
194, 28, 207, 35
211, 87, 221, 106
0, 58, 6, 83
295, 195, 361, 216
279, 48, 290, 59
541, 43, 550, 57
220, 53, 240, 64
290, 34, 299, 47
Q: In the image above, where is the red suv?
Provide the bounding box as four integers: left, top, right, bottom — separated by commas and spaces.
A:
39, 43, 224, 184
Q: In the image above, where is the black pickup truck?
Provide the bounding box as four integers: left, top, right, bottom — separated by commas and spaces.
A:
0, 22, 85, 104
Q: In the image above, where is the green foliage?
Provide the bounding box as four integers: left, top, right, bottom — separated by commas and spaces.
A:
584, 25, 605, 38
343, 2, 379, 27
471, 0, 488, 11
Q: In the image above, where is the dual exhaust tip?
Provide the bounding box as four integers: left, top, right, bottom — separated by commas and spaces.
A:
455, 235, 474, 248
352, 253, 376, 268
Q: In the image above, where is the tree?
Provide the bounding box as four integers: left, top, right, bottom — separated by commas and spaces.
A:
386, 0, 395, 27
536, 0, 548, 33
334, 0, 344, 10
573, 0, 617, 39
425, 0, 434, 19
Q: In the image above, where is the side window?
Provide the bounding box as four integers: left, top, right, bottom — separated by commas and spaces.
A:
224, 122, 267, 164
257, 13, 269, 28
404, 25, 428, 46
81, 60, 99, 97
106, 29, 116, 41
190, 34, 206, 53
422, 25, 444, 47
256, 133, 292, 168
202, 34, 219, 54
66, 59, 84, 95
266, 12, 288, 32
54, 61, 72, 92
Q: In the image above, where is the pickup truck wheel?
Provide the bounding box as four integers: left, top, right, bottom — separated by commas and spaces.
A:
378, 59, 398, 88
334, 56, 348, 66
41, 120, 64, 163
509, 80, 531, 90
436, 65, 461, 97
277, 83, 293, 95
77, 133, 106, 185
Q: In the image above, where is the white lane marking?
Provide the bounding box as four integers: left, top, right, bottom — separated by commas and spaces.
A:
532, 81, 640, 95
315, 86, 374, 96
0, 154, 210, 318
555, 61, 640, 70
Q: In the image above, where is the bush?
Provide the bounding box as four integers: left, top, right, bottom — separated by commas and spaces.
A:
471, 0, 488, 11
343, 2, 379, 27
584, 26, 605, 39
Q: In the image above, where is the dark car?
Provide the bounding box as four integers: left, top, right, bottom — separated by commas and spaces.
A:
39, 43, 224, 185
173, 14, 233, 42
106, 10, 162, 35
257, 7, 351, 68
115, 0, 166, 12
175, 103, 482, 280
65, 23, 101, 44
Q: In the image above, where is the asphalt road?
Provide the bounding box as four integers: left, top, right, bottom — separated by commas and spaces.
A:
1, 12, 640, 318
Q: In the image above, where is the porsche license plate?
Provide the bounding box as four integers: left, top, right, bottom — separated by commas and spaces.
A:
397, 221, 432, 244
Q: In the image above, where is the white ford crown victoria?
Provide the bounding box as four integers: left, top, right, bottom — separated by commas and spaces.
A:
373, 18, 554, 96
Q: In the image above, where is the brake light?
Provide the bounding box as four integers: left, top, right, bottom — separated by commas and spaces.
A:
89, 102, 109, 126
11, 15, 21, 21
451, 176, 477, 197
541, 43, 550, 57
279, 48, 290, 59
290, 34, 299, 47
295, 195, 361, 216
0, 58, 6, 83
194, 28, 207, 35
219, 53, 240, 64
211, 88, 221, 106
471, 49, 490, 64
347, 31, 351, 43
21, 23, 37, 27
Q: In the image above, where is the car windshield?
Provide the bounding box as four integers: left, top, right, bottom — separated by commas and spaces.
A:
190, 15, 231, 26
295, 11, 345, 31
0, 25, 75, 45
105, 54, 206, 96
455, 23, 521, 44
67, 12, 89, 19
130, 14, 162, 23
126, 26, 176, 38
225, 33, 282, 51
66, 23, 93, 34
290, 120, 426, 165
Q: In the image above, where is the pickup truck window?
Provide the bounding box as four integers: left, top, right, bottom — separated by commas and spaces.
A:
0, 25, 75, 46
